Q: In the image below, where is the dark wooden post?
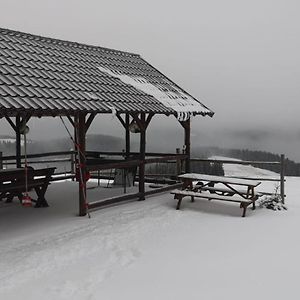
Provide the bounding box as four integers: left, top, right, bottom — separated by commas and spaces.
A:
176, 148, 182, 176
280, 154, 285, 204
15, 115, 22, 168
0, 151, 3, 169
125, 114, 130, 158
180, 119, 191, 173
77, 113, 87, 216
139, 113, 146, 200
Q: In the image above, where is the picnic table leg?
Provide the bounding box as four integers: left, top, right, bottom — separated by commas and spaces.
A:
241, 203, 247, 217
251, 188, 256, 210
175, 195, 183, 210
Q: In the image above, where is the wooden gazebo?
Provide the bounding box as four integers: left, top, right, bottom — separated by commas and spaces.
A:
0, 28, 214, 215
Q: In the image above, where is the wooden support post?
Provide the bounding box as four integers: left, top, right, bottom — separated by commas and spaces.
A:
0, 151, 3, 169
180, 119, 191, 173
70, 151, 75, 181
125, 114, 130, 158
280, 154, 285, 204
139, 113, 146, 200
77, 113, 87, 216
176, 148, 181, 176
15, 115, 22, 168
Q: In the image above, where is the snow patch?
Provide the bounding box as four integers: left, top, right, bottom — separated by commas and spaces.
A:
97, 66, 211, 121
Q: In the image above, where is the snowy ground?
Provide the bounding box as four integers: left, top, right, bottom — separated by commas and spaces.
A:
0, 161, 299, 300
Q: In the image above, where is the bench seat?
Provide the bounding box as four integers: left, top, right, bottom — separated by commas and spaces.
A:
197, 186, 261, 198
171, 189, 256, 217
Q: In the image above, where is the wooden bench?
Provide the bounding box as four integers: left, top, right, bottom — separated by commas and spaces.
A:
197, 185, 262, 198
171, 189, 256, 217
0, 167, 56, 207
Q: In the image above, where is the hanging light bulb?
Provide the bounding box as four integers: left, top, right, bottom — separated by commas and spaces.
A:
128, 121, 140, 133
19, 123, 30, 135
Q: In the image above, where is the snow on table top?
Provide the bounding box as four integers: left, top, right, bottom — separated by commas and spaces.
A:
178, 173, 261, 187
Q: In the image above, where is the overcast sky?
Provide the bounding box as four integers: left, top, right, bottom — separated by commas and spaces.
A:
0, 0, 299, 159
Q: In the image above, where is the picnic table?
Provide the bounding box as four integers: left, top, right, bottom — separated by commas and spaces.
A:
0, 167, 56, 207
171, 173, 261, 217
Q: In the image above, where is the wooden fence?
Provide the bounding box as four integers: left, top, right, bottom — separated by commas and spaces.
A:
0, 151, 286, 205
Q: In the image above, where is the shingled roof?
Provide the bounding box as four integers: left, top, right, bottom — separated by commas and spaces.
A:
0, 28, 214, 120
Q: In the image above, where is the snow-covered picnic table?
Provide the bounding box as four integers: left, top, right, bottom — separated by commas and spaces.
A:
171, 173, 261, 217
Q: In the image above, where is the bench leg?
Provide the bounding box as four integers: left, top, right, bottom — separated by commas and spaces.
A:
252, 201, 256, 210
191, 196, 195, 203
34, 187, 49, 208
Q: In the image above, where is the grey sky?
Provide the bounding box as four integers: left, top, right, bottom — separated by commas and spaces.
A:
0, 0, 299, 159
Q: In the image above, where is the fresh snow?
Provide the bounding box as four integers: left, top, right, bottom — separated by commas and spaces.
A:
0, 161, 298, 300
97, 66, 211, 121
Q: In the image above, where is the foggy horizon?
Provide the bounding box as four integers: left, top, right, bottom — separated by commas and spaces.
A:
0, 0, 299, 160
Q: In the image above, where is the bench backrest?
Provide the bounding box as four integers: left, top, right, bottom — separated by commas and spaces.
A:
0, 167, 56, 184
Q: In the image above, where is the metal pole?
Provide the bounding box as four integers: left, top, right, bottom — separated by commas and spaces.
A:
280, 154, 285, 203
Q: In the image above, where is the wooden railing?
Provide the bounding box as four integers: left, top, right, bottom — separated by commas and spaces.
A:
0, 151, 286, 204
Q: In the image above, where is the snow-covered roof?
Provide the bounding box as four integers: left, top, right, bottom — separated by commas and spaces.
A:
0, 28, 214, 120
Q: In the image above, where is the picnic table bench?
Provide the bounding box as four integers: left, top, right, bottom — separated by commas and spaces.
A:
171, 173, 261, 217
0, 167, 56, 207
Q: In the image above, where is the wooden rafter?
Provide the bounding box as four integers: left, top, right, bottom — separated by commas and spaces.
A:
116, 114, 126, 129
85, 113, 96, 133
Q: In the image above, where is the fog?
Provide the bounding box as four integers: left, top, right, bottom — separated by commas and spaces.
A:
0, 0, 299, 160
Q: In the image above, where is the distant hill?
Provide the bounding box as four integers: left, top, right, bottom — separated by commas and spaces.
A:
0, 134, 126, 155
192, 146, 300, 176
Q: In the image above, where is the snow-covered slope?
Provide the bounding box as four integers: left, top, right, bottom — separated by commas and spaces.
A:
0, 162, 298, 300
211, 155, 278, 178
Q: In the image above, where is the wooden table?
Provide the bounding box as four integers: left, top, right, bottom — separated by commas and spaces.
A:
0, 167, 55, 207
171, 173, 261, 217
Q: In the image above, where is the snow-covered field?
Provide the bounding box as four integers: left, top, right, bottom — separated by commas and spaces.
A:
0, 161, 299, 300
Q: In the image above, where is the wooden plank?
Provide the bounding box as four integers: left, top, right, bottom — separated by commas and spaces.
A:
2, 151, 75, 161
144, 155, 188, 164
4, 115, 17, 131
85, 113, 96, 133
145, 183, 183, 196
116, 114, 126, 128
179, 173, 261, 187
226, 176, 281, 182
190, 158, 281, 165
88, 192, 141, 209
200, 186, 261, 197
171, 189, 252, 203
86, 159, 141, 172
